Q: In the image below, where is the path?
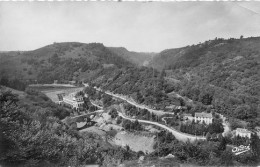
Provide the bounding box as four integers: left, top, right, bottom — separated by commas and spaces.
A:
29, 83, 76, 87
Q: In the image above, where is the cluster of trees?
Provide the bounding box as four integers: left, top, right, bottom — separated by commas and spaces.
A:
84, 86, 117, 108
0, 89, 139, 166
24, 88, 70, 120
108, 108, 118, 119
0, 76, 27, 91
180, 119, 224, 136
163, 116, 179, 127
225, 135, 251, 146
180, 80, 258, 123
122, 119, 143, 131
150, 130, 260, 166
123, 103, 159, 122
89, 66, 181, 110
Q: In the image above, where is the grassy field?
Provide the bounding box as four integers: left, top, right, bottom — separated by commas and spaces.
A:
30, 86, 85, 102
110, 131, 155, 153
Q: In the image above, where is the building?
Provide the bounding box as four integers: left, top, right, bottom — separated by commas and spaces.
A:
235, 128, 251, 138
195, 112, 213, 124
183, 113, 194, 121
63, 92, 84, 109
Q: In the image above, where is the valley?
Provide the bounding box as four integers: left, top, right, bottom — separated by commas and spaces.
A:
1, 36, 260, 167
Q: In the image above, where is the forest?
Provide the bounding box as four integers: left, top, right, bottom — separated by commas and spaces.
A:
0, 88, 140, 166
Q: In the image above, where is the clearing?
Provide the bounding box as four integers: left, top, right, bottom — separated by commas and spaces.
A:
109, 131, 155, 153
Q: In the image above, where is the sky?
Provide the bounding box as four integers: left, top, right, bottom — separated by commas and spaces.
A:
0, 2, 260, 52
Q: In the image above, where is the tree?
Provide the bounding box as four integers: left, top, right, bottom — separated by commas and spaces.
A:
211, 133, 217, 140
206, 132, 211, 141
109, 108, 118, 119
217, 133, 224, 142
220, 150, 233, 166
218, 137, 227, 151
250, 133, 260, 162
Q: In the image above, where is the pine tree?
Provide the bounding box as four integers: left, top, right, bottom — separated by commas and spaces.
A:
250, 133, 260, 162
218, 137, 227, 151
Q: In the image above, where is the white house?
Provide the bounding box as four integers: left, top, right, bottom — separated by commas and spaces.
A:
255, 127, 260, 138
195, 112, 213, 124
63, 92, 84, 109
235, 128, 251, 139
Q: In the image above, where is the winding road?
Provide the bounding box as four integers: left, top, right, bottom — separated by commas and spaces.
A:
84, 83, 174, 116
83, 83, 206, 142
117, 111, 205, 142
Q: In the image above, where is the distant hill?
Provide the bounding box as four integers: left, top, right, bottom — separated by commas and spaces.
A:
1, 37, 259, 125
150, 36, 260, 124
0, 42, 133, 84
108, 47, 155, 66
150, 36, 260, 71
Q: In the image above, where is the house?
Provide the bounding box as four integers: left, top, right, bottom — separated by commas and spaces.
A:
63, 92, 84, 109
76, 122, 87, 129
235, 128, 251, 138
195, 112, 213, 124
183, 113, 194, 121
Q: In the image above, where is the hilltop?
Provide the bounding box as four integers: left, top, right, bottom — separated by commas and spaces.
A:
0, 42, 133, 84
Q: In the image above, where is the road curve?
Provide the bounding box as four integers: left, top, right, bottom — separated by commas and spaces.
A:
90, 100, 103, 109
117, 112, 205, 142
85, 84, 174, 116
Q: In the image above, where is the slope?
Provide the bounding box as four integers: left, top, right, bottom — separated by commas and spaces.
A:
108, 47, 155, 66
0, 42, 133, 85
151, 36, 260, 126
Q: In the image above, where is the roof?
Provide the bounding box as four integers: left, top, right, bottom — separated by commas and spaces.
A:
236, 128, 251, 134
63, 92, 83, 101
195, 112, 212, 118
76, 122, 87, 128
183, 113, 192, 117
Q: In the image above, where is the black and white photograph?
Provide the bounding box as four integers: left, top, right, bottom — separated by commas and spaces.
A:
0, 1, 260, 167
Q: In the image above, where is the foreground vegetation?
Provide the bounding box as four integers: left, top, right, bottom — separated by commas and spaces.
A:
0, 88, 139, 166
